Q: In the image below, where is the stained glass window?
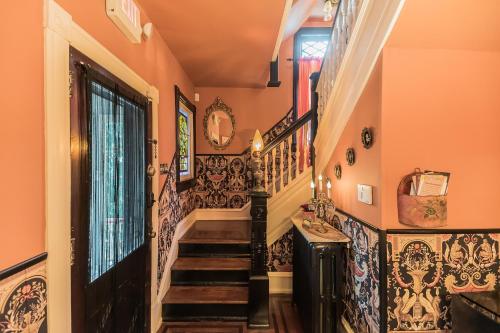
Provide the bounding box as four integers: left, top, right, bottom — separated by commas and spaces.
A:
301, 40, 329, 58
178, 108, 190, 175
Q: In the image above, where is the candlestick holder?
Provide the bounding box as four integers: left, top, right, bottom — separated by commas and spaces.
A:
314, 192, 336, 233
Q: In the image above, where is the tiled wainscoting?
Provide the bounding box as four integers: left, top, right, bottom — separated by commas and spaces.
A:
269, 210, 500, 333
0, 254, 47, 333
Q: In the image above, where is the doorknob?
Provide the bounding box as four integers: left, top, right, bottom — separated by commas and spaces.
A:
148, 229, 157, 239
147, 164, 156, 177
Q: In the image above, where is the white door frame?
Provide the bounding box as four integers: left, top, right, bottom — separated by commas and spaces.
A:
44, 1, 160, 331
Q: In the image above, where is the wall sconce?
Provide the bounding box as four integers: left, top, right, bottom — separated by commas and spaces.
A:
143, 22, 153, 39
251, 129, 265, 192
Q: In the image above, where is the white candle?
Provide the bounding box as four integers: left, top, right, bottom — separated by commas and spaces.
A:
310, 180, 316, 199
318, 174, 323, 192
326, 179, 332, 199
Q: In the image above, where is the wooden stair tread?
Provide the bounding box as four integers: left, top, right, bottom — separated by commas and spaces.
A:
172, 258, 250, 271
180, 220, 251, 244
163, 286, 248, 305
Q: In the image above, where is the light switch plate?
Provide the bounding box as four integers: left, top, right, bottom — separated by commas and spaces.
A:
357, 184, 373, 205
194, 93, 200, 102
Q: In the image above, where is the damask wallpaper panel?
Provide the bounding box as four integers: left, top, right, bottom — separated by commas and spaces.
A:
387, 232, 499, 332
195, 154, 251, 209
157, 159, 195, 291
334, 211, 381, 333
0, 258, 47, 333
267, 229, 293, 272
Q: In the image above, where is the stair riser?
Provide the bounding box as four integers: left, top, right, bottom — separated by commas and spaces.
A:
171, 270, 249, 286
178, 243, 250, 257
162, 304, 247, 322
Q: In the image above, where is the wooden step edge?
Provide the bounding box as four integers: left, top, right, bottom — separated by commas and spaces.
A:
178, 239, 251, 245
172, 258, 251, 271
162, 286, 248, 305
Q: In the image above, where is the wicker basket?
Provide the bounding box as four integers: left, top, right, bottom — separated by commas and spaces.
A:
397, 170, 448, 228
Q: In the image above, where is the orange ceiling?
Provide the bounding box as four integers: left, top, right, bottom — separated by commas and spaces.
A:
139, 0, 287, 88
387, 0, 500, 51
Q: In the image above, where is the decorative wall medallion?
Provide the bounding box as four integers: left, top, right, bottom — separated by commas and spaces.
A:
334, 163, 342, 179
346, 148, 355, 166
361, 127, 374, 149
203, 97, 236, 150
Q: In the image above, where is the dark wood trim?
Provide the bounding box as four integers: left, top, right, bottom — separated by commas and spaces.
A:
175, 85, 197, 193
335, 208, 381, 233
387, 228, 500, 234
378, 230, 388, 333
0, 253, 47, 281
262, 110, 312, 155
267, 58, 281, 88
292, 27, 332, 120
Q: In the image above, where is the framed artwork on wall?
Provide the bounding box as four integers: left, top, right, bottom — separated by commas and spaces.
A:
175, 85, 196, 192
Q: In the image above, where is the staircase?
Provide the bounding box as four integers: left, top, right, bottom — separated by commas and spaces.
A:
162, 220, 251, 324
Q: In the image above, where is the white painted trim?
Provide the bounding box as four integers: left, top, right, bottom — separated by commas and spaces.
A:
153, 210, 197, 332
314, 0, 405, 174
267, 168, 312, 245
271, 0, 294, 61
44, 0, 160, 331
194, 202, 251, 221
269, 272, 293, 294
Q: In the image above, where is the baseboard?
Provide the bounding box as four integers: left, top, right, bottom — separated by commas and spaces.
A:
269, 272, 292, 294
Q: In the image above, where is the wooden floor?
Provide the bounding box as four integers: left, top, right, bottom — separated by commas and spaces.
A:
158, 294, 303, 333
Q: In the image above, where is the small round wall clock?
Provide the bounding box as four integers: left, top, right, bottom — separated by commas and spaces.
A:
361, 127, 374, 149
334, 163, 342, 180
346, 148, 355, 166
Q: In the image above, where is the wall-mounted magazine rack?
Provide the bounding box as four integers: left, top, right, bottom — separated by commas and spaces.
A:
397, 169, 450, 228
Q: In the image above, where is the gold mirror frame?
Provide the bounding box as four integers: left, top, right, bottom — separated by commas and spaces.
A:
203, 97, 236, 150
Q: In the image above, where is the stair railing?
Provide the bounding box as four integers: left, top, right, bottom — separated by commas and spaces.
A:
316, 0, 364, 122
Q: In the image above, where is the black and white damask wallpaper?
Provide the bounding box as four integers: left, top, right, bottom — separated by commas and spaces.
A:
387, 232, 499, 332
157, 159, 195, 290
334, 212, 381, 333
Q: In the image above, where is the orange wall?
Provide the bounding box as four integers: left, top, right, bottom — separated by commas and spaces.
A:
0, 0, 193, 270
324, 57, 382, 227
0, 1, 45, 271
55, 0, 194, 185
195, 36, 294, 154
381, 47, 500, 229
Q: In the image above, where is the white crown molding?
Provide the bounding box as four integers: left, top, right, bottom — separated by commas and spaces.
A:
314, 0, 406, 174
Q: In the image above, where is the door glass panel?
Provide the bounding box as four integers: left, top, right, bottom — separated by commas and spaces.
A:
89, 81, 145, 283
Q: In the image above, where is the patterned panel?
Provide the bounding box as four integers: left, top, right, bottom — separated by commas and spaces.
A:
334, 212, 381, 333
195, 154, 250, 209
387, 233, 500, 332
267, 229, 293, 272
157, 159, 195, 290
261, 109, 294, 146
0, 260, 47, 333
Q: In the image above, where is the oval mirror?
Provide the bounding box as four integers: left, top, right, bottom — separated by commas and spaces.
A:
203, 97, 235, 150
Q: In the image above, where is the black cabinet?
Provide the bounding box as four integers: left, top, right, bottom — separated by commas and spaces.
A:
292, 226, 345, 333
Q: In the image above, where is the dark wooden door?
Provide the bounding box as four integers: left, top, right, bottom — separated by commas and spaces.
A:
70, 48, 152, 333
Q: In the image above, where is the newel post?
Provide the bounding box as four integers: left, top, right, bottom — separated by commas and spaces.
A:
310, 71, 320, 178
248, 190, 270, 328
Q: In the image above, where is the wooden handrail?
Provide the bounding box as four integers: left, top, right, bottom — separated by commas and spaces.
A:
262, 110, 312, 155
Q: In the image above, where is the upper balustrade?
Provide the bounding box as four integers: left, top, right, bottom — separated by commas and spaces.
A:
317, 0, 364, 122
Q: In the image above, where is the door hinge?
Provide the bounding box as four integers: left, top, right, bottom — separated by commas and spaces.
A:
69, 70, 73, 99
70, 237, 76, 266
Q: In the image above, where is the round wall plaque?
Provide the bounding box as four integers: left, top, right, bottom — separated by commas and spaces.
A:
361, 127, 374, 149
346, 148, 355, 166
